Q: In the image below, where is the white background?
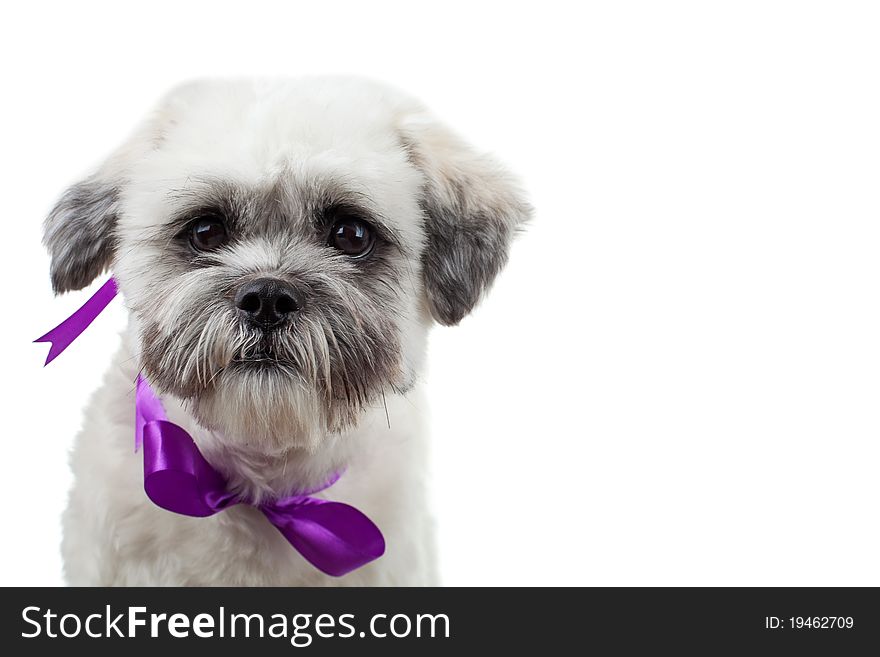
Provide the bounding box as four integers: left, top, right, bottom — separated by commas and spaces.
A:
1, 1, 879, 586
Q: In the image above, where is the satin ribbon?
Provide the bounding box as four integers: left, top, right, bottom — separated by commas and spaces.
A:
135, 375, 385, 577
34, 278, 118, 365
37, 277, 385, 577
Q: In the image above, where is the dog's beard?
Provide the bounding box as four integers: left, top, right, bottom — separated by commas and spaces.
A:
136, 276, 403, 452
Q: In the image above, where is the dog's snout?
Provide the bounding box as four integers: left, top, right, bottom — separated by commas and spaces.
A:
235, 278, 301, 328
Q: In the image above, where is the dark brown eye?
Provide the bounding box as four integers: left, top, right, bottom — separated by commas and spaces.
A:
330, 218, 374, 257
190, 217, 228, 251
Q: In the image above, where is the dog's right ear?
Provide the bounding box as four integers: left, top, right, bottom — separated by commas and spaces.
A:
43, 174, 120, 294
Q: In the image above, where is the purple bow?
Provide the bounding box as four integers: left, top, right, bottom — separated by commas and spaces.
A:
37, 277, 385, 577
135, 375, 384, 577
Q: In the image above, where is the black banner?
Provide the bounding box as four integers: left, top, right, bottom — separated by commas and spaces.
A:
0, 588, 877, 654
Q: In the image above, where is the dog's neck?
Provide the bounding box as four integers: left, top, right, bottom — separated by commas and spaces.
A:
159, 388, 363, 504
199, 422, 355, 503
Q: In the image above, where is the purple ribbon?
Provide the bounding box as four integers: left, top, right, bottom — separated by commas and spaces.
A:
135, 375, 384, 577
34, 278, 119, 365
37, 277, 385, 577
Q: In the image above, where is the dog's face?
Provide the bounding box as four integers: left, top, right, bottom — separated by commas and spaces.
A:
44, 79, 530, 450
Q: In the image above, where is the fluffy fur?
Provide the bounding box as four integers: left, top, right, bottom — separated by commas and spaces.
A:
46, 77, 530, 585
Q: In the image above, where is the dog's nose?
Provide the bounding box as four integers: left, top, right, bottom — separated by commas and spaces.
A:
235, 278, 301, 328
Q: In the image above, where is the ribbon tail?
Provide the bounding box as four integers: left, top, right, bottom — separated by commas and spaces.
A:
262, 500, 386, 577
35, 277, 118, 365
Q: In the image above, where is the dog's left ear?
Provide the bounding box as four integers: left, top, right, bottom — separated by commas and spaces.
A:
399, 114, 532, 326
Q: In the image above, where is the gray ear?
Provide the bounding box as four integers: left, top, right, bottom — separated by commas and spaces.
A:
43, 176, 119, 293
400, 115, 532, 326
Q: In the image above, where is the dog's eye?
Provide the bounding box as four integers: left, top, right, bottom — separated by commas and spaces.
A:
190, 217, 228, 251
330, 218, 374, 257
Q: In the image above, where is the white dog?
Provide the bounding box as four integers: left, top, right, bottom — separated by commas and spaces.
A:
43, 77, 530, 586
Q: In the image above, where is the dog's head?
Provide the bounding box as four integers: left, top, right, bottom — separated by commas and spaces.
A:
43, 78, 530, 450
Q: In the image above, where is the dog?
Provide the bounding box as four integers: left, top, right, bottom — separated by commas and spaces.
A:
44, 77, 530, 585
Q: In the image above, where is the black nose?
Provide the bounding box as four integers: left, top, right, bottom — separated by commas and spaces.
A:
235, 278, 301, 328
